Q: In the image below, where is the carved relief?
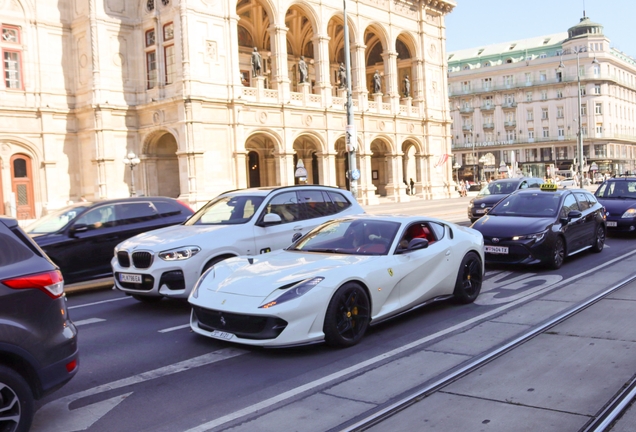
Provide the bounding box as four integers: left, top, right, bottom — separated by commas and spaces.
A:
361, 0, 388, 7
393, 0, 417, 17
152, 111, 162, 124
75, 0, 88, 16
379, 121, 386, 131
259, 112, 268, 124
304, 115, 312, 127
206, 40, 218, 61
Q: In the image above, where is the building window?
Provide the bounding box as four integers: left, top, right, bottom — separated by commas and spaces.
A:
541, 147, 551, 160
525, 72, 532, 83
557, 146, 567, 159
557, 106, 564, 118
581, 126, 588, 136
539, 70, 547, 81
462, 81, 470, 92
556, 89, 563, 99
1, 25, 22, 89
503, 75, 513, 87
527, 110, 533, 121
528, 129, 535, 139
542, 127, 549, 138
482, 77, 491, 90
506, 130, 516, 141
579, 86, 586, 96
581, 103, 587, 116
558, 127, 565, 137
164, 45, 175, 85
526, 91, 532, 102
145, 29, 157, 89
595, 103, 602, 115
596, 124, 603, 137
163, 23, 174, 41
594, 84, 601, 94
594, 144, 606, 157
593, 64, 600, 76
540, 90, 547, 100
2, 26, 19, 43
579, 66, 584, 77
541, 108, 548, 120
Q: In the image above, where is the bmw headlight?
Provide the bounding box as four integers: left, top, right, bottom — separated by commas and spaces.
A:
158, 246, 201, 261
621, 209, 636, 218
512, 230, 547, 241
259, 277, 324, 309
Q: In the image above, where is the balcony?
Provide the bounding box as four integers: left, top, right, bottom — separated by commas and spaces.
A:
483, 122, 495, 129
481, 104, 495, 111
504, 121, 517, 128
459, 106, 474, 114
501, 101, 517, 109
462, 125, 474, 132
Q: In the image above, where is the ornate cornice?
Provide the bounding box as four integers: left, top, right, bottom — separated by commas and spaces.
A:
422, 0, 456, 14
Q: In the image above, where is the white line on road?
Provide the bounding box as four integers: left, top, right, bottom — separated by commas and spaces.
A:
68, 296, 132, 309
184, 248, 636, 432
73, 318, 106, 327
158, 323, 190, 333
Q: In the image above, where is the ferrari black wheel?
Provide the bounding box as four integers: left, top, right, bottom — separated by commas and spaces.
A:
323, 283, 370, 347
453, 252, 483, 304
547, 236, 565, 270
591, 225, 605, 253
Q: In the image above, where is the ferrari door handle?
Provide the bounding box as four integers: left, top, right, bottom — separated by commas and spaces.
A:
293, 226, 303, 231
445, 250, 451, 256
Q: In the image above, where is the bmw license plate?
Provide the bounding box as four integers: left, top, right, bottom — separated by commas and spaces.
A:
606, 221, 617, 227
119, 273, 142, 283
485, 246, 509, 254
475, 209, 486, 214
211, 330, 233, 340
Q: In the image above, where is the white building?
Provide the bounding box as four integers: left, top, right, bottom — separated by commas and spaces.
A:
448, 15, 636, 183
0, 0, 456, 221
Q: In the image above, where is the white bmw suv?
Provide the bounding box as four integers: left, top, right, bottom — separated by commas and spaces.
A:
111, 185, 364, 302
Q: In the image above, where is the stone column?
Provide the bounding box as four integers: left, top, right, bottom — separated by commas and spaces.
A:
268, 24, 290, 102
361, 153, 379, 205
275, 152, 295, 186
373, 93, 383, 114
413, 58, 425, 113
312, 35, 332, 107
382, 50, 399, 111
235, 151, 248, 189
352, 43, 368, 110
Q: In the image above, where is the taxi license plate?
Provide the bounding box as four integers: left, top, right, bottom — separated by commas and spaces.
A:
119, 273, 142, 283
485, 246, 509, 254
475, 209, 486, 214
211, 330, 233, 340
607, 221, 617, 227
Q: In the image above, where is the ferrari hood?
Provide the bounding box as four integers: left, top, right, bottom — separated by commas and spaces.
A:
472, 215, 554, 237
118, 224, 237, 250
204, 250, 377, 297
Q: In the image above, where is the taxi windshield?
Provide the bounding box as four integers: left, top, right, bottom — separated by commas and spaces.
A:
489, 193, 561, 217
185, 195, 265, 225
288, 219, 401, 255
478, 181, 518, 197
596, 181, 636, 199
26, 205, 90, 234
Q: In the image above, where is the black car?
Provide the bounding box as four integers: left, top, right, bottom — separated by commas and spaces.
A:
594, 177, 636, 233
0, 216, 79, 432
471, 185, 605, 269
467, 177, 544, 223
26, 197, 193, 284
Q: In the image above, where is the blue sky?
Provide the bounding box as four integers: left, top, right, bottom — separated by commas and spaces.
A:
445, 0, 635, 59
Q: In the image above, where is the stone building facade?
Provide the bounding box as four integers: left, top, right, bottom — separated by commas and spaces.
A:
0, 0, 456, 221
448, 15, 636, 183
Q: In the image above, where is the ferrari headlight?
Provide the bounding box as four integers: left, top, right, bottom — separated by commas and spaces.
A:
259, 277, 324, 309
512, 230, 547, 241
190, 266, 215, 300
621, 209, 636, 218
158, 246, 201, 261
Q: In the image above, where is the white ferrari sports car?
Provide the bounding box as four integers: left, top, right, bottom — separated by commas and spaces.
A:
188, 215, 484, 348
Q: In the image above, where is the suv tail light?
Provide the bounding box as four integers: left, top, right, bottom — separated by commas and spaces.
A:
2, 270, 64, 299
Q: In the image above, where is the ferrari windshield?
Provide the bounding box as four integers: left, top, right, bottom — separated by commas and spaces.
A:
26, 205, 89, 234
185, 195, 265, 225
489, 192, 561, 217
289, 219, 401, 255
477, 181, 519, 197
596, 181, 636, 199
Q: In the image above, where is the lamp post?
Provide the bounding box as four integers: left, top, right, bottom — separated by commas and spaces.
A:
453, 162, 461, 184
478, 155, 487, 182
342, 0, 358, 199
123, 152, 141, 197
558, 49, 598, 186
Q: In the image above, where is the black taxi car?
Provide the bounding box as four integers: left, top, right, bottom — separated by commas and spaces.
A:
471, 183, 606, 269
594, 176, 636, 232
467, 177, 544, 223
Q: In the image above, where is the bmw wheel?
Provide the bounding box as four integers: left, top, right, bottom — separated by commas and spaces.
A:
0, 365, 33, 432
453, 252, 483, 304
591, 225, 605, 253
547, 236, 565, 270
323, 283, 370, 347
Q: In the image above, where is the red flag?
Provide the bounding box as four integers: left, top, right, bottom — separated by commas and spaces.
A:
434, 154, 449, 168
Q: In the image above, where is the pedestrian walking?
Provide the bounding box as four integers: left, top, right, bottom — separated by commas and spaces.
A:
409, 178, 415, 195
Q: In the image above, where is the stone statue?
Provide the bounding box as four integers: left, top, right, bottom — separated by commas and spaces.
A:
298, 56, 308, 83
373, 70, 381, 93
251, 47, 262, 78
403, 75, 410, 98
338, 63, 347, 89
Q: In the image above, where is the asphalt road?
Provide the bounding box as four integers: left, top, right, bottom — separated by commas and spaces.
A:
39, 194, 632, 432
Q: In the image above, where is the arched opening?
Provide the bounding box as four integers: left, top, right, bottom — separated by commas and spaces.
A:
236, 0, 273, 88
285, 6, 316, 92
327, 16, 355, 94
370, 139, 391, 196
245, 133, 280, 186
364, 26, 387, 94
293, 135, 322, 184
402, 140, 418, 191
247, 151, 261, 187
10, 154, 35, 220
396, 34, 415, 98
145, 132, 180, 197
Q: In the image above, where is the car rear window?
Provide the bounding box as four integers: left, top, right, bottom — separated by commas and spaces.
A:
153, 201, 185, 217
0, 232, 34, 266
117, 202, 160, 225
328, 191, 352, 212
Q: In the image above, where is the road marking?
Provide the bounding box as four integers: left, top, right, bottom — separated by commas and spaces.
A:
158, 323, 190, 333
184, 249, 636, 432
73, 318, 106, 327
31, 348, 247, 432
68, 296, 132, 310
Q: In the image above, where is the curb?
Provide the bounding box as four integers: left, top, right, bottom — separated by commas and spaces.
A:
65, 277, 114, 295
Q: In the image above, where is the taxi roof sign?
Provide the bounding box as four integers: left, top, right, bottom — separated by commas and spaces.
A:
540, 183, 558, 191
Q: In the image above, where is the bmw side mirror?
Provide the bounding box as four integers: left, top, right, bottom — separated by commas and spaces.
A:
260, 213, 282, 227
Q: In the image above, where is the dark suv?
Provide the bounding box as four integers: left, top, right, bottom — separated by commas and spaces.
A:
467, 177, 544, 223
26, 197, 194, 284
0, 216, 79, 432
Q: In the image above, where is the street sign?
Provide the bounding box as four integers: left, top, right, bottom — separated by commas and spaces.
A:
590, 162, 598, 171
351, 169, 360, 180
345, 125, 356, 152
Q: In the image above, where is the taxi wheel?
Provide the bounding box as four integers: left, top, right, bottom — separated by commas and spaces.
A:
591, 225, 605, 253
323, 283, 370, 347
132, 295, 162, 303
547, 237, 565, 270
453, 252, 483, 304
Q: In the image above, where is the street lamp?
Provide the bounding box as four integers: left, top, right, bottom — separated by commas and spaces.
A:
123, 152, 141, 197
478, 155, 487, 182
558, 49, 598, 186
453, 162, 461, 183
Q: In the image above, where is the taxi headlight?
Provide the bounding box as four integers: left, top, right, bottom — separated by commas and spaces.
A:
468, 202, 474, 209
512, 230, 547, 241
259, 277, 324, 309
158, 246, 201, 261
621, 209, 636, 218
